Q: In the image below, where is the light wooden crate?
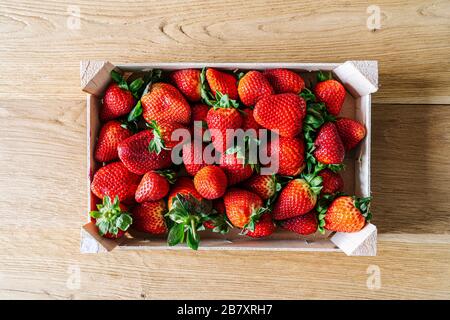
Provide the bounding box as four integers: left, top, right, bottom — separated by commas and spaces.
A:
80, 61, 378, 256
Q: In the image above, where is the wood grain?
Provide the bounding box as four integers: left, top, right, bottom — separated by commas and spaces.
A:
0, 0, 449, 103
0, 0, 449, 300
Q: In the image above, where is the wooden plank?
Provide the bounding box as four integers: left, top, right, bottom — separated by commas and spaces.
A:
0, 0, 449, 104
0, 226, 448, 299
0, 98, 450, 298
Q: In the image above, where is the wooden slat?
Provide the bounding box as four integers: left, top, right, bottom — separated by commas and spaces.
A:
0, 0, 449, 103
0, 99, 449, 299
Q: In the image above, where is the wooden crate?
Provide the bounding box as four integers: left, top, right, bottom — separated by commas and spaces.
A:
80, 61, 378, 256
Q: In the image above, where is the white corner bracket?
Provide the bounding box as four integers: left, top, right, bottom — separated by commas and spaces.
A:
331, 223, 377, 256
333, 61, 378, 97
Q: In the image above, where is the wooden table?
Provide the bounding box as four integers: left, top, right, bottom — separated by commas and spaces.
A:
0, 0, 449, 299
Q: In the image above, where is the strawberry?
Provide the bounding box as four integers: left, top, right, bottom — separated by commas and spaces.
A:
281, 211, 317, 235
90, 195, 132, 238
219, 152, 253, 185
238, 71, 274, 106
335, 117, 366, 151
322, 196, 371, 232
191, 103, 210, 141
147, 120, 187, 153
314, 72, 346, 116
94, 120, 132, 163
242, 174, 278, 200
169, 69, 201, 102
264, 136, 305, 176
318, 169, 344, 195
91, 162, 140, 202
118, 130, 172, 175
245, 213, 276, 238
223, 188, 263, 228
206, 106, 242, 153
100, 83, 136, 122
263, 69, 305, 94
141, 82, 191, 125
135, 170, 176, 203
241, 108, 261, 133
167, 177, 203, 210
132, 200, 167, 234
194, 165, 228, 200
254, 93, 306, 137
313, 122, 345, 165
182, 142, 208, 176
272, 176, 322, 220
204, 68, 238, 100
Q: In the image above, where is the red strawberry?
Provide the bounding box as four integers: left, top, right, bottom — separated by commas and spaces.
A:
118, 130, 172, 175
132, 200, 167, 234
182, 142, 208, 176
263, 69, 305, 94
219, 152, 253, 185
94, 120, 132, 163
194, 166, 228, 200
264, 136, 305, 176
238, 71, 274, 106
135, 170, 175, 203
90, 196, 132, 239
242, 174, 277, 200
223, 188, 263, 228
100, 83, 136, 122
141, 82, 191, 125
91, 162, 140, 203
191, 103, 210, 141
206, 107, 242, 153
254, 93, 306, 137
281, 211, 317, 235
318, 169, 344, 195
324, 196, 370, 232
167, 177, 203, 210
314, 78, 346, 116
313, 122, 345, 165
273, 177, 321, 220
336, 118, 366, 151
245, 213, 275, 238
205, 68, 238, 100
241, 108, 261, 133
169, 69, 201, 102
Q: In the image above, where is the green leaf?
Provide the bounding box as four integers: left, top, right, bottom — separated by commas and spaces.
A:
129, 78, 144, 93
167, 223, 185, 247
116, 214, 133, 231
317, 71, 332, 82
299, 88, 316, 103
186, 229, 199, 250
127, 100, 143, 122
97, 220, 110, 236
110, 70, 124, 84
90, 210, 101, 219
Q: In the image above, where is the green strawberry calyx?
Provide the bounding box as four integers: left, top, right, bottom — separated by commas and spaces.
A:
242, 206, 269, 234
316, 193, 339, 234
156, 169, 177, 184
89, 195, 132, 237
200, 68, 240, 109
354, 196, 372, 221
110, 70, 144, 99
302, 172, 323, 196
317, 71, 333, 82
147, 120, 170, 154
166, 194, 217, 250
206, 213, 233, 235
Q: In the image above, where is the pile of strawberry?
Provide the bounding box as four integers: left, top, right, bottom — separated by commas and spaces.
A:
89, 67, 371, 250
